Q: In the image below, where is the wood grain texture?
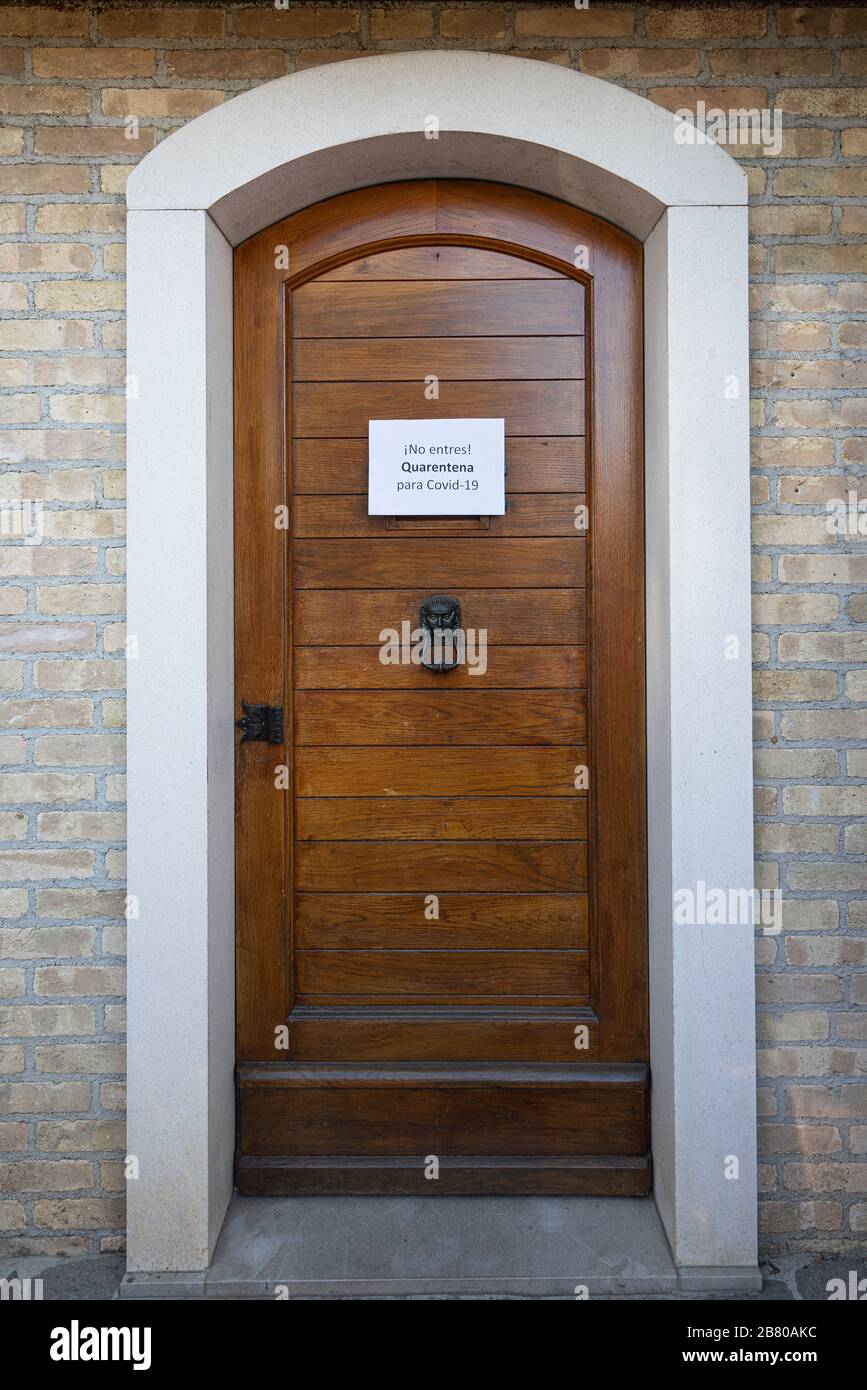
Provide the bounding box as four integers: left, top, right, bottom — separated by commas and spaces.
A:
296, 950, 588, 1000
293, 437, 586, 495
295, 841, 588, 892
294, 646, 586, 690
294, 588, 586, 645
294, 893, 589, 949
293, 335, 584, 381
293, 278, 583, 338
292, 380, 584, 438
235, 181, 647, 1191
294, 690, 586, 745
293, 538, 585, 589
293, 493, 585, 538
295, 747, 587, 796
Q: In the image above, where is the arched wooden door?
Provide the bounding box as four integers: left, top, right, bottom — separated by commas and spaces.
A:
234, 181, 647, 1195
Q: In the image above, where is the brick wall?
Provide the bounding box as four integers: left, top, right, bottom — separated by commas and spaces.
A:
0, 1, 865, 1259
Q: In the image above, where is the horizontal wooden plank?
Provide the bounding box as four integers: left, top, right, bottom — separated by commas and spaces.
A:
296, 747, 586, 796
292, 380, 584, 437
292, 336, 584, 382
239, 1073, 647, 1157
293, 539, 585, 589
294, 691, 586, 745
294, 588, 586, 646
296, 796, 588, 841
295, 893, 588, 949
317, 246, 563, 280
295, 841, 588, 891
236, 1153, 651, 1196
294, 646, 586, 690
277, 1008, 595, 1063
292, 437, 586, 495
293, 279, 583, 338
296, 950, 587, 999
294, 494, 585, 538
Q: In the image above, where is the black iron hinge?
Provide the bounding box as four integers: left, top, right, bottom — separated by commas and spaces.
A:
235, 702, 284, 744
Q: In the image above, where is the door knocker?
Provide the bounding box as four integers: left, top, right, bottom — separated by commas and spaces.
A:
420, 594, 462, 674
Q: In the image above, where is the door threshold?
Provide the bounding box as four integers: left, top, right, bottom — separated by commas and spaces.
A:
119, 1194, 762, 1299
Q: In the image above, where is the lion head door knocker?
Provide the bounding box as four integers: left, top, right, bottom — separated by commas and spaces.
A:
419, 594, 462, 674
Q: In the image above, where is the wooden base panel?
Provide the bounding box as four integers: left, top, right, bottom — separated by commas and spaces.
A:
236, 1153, 652, 1197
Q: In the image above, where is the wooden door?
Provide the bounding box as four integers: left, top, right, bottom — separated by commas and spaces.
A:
234, 182, 647, 1195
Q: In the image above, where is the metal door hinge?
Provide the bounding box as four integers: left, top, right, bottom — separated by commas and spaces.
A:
235, 702, 284, 744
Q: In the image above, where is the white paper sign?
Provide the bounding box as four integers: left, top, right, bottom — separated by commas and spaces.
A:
368, 417, 505, 516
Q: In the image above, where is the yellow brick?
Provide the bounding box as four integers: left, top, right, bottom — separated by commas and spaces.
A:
0, 208, 25, 241
49, 395, 125, 425
35, 659, 124, 691
103, 245, 126, 275
0, 772, 94, 802
0, 1158, 93, 1191
32, 47, 156, 79
0, 6, 87, 36
752, 593, 838, 624
0, 590, 26, 617
36, 1118, 123, 1151
0, 320, 93, 352
37, 584, 125, 617
710, 47, 830, 77
35, 127, 157, 158
779, 7, 867, 38
0, 394, 40, 423
0, 968, 25, 997
370, 7, 432, 39
0, 1045, 24, 1073
36, 205, 125, 236
749, 205, 832, 237
100, 88, 225, 119
779, 554, 867, 585
34, 734, 124, 766
0, 662, 24, 691
35, 965, 125, 997
102, 698, 126, 729
0, 1200, 25, 1230
0, 812, 27, 843
0, 926, 95, 958
0, 128, 24, 155
0, 549, 97, 580
36, 887, 125, 919
100, 167, 131, 196
34, 1197, 124, 1230
515, 5, 633, 37
35, 1044, 125, 1074
753, 670, 838, 702
0, 242, 95, 273
41, 511, 126, 541
0, 85, 90, 116
775, 168, 867, 199
0, 1080, 92, 1114
235, 5, 359, 38
0, 849, 93, 880
647, 6, 767, 38
440, 7, 507, 39
105, 849, 125, 880
751, 516, 835, 547
779, 87, 867, 117
34, 282, 125, 313
99, 5, 224, 38
165, 48, 285, 80
580, 47, 700, 78
0, 1004, 95, 1037
37, 812, 125, 841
